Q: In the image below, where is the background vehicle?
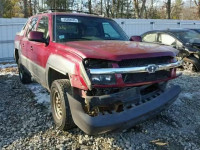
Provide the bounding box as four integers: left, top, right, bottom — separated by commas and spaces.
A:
190, 28, 200, 34
132, 29, 200, 71
14, 11, 181, 135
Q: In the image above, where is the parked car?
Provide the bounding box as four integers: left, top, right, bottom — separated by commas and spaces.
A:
14, 11, 181, 135
131, 29, 200, 71
189, 28, 200, 34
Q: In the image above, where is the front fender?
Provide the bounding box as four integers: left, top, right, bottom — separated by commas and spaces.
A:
46, 54, 90, 90
46, 54, 76, 75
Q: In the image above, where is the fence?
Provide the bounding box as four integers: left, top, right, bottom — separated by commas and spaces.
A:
0, 18, 27, 60
115, 19, 200, 37
1, 18, 200, 60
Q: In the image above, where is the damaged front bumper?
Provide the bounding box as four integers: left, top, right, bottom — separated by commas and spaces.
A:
67, 85, 181, 135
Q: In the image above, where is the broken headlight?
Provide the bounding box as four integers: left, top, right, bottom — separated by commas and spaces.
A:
91, 74, 116, 85
83, 59, 116, 85
84, 59, 113, 68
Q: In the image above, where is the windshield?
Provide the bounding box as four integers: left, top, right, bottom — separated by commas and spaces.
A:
172, 30, 200, 43
53, 15, 129, 42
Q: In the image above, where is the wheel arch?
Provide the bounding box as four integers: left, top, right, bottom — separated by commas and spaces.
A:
47, 67, 70, 90
14, 48, 19, 64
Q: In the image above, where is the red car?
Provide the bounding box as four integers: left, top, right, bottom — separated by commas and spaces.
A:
14, 11, 181, 135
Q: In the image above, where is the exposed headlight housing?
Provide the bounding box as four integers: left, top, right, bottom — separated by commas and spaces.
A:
91, 74, 116, 85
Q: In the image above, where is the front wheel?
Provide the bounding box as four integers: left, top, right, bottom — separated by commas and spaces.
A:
182, 57, 199, 72
50, 79, 76, 130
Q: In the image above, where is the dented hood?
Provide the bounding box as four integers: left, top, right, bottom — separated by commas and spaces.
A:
62, 41, 177, 61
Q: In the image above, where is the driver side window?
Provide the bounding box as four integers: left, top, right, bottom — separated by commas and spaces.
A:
26, 17, 38, 37
37, 16, 49, 39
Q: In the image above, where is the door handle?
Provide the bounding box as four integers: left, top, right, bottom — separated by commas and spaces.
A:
30, 46, 33, 51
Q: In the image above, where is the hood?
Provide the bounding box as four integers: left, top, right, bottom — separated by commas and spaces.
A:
61, 41, 177, 61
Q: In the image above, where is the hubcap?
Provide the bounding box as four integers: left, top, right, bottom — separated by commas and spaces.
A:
53, 91, 62, 120
183, 61, 195, 72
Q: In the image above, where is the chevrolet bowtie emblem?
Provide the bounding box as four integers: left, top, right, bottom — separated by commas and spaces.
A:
146, 64, 159, 73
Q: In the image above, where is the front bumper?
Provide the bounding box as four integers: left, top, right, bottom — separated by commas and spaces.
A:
67, 85, 181, 135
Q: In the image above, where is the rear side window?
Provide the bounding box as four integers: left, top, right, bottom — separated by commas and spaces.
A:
37, 16, 49, 39
143, 33, 157, 42
26, 17, 38, 37
159, 34, 176, 46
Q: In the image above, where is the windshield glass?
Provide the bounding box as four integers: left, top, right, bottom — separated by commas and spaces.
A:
53, 15, 129, 42
172, 30, 200, 43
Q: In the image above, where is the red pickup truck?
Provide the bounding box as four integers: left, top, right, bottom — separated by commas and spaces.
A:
14, 11, 182, 135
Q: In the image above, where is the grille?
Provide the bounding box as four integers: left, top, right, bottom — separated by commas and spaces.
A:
118, 56, 172, 68
122, 70, 171, 84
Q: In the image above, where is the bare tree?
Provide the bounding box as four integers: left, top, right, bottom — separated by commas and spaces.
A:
29, 0, 33, 16
23, 0, 28, 18
104, 0, 110, 17
88, 0, 92, 13
194, 0, 200, 18
0, 0, 3, 17
166, 0, 171, 19
100, 0, 103, 15
133, 0, 147, 18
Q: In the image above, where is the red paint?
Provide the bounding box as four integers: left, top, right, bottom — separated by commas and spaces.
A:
15, 12, 179, 91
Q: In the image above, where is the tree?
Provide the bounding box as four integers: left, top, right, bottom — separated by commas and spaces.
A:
88, 0, 92, 13
0, 0, 22, 18
133, 0, 147, 18
171, 0, 184, 19
0, 0, 3, 17
166, 0, 171, 19
194, 0, 200, 18
23, 0, 28, 18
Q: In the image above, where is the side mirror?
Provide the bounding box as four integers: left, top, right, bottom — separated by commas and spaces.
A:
28, 31, 45, 43
130, 36, 142, 42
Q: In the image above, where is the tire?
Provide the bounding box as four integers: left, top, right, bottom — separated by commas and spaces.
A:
18, 58, 32, 84
183, 57, 200, 72
50, 79, 76, 130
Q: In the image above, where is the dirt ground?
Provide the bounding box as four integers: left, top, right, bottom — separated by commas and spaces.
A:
0, 64, 200, 150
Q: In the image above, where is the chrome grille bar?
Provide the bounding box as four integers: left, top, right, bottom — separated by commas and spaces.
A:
89, 61, 182, 75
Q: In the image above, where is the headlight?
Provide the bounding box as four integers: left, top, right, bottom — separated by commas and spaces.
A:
84, 59, 113, 68
91, 74, 116, 85
194, 54, 200, 59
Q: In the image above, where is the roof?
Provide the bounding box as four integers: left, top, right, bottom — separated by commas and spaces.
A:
36, 10, 105, 19
143, 28, 191, 34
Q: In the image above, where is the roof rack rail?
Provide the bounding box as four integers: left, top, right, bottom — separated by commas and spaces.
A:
37, 9, 99, 16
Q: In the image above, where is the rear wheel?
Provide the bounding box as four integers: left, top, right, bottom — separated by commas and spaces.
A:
18, 59, 32, 84
50, 79, 76, 130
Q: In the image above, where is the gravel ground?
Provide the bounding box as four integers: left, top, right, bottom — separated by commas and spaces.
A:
0, 64, 200, 150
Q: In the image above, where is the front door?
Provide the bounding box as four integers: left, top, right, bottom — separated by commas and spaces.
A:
28, 16, 50, 86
